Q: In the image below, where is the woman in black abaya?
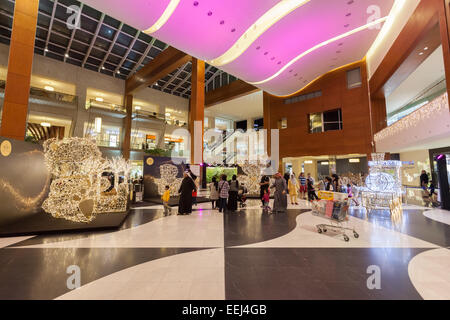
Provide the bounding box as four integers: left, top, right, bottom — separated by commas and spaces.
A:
178, 171, 197, 215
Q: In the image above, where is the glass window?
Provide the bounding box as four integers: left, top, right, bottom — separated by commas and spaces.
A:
309, 109, 342, 133
347, 68, 362, 89
309, 113, 323, 133
323, 109, 342, 131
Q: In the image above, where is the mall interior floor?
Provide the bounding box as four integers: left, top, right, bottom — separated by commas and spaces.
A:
0, 200, 449, 300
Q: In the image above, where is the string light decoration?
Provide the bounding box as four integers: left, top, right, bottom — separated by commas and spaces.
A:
374, 93, 448, 143
154, 163, 182, 195
237, 160, 268, 195
42, 138, 131, 223
361, 153, 403, 217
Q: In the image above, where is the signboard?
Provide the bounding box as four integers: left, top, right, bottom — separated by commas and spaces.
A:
318, 191, 348, 202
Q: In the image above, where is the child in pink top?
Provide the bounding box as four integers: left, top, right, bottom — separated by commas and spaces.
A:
262, 188, 271, 212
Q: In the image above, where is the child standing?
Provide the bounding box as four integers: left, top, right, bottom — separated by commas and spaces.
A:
162, 185, 172, 215
262, 188, 271, 213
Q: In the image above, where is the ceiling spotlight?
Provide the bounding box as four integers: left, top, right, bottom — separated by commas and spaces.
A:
101, 66, 105, 70
424, 47, 429, 51
135, 106, 141, 110
116, 70, 120, 74
44, 86, 54, 92
95, 97, 104, 102
65, 53, 69, 58
419, 52, 424, 56
41, 122, 51, 127
44, 48, 49, 52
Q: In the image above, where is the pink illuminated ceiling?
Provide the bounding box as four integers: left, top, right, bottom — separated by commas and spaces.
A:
82, 0, 396, 96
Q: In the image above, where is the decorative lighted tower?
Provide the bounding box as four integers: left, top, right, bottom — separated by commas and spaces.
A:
362, 153, 403, 215
365, 153, 402, 194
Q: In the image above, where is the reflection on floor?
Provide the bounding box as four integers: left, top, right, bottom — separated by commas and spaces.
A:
0, 198, 449, 300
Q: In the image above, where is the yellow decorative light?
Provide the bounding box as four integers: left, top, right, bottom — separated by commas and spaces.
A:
208, 0, 311, 66
42, 138, 131, 223
144, 0, 181, 34
374, 93, 448, 143
249, 16, 388, 86
155, 163, 182, 196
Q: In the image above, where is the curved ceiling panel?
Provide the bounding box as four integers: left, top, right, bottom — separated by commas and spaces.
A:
255, 25, 384, 96
220, 0, 394, 83
81, 0, 171, 31
82, 0, 397, 96
151, 0, 280, 61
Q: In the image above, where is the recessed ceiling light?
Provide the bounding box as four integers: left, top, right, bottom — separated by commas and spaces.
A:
41, 122, 51, 127
419, 52, 424, 55
424, 47, 429, 50
44, 86, 54, 92
95, 97, 104, 102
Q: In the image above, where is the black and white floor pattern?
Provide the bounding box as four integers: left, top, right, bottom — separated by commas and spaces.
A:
0, 199, 449, 300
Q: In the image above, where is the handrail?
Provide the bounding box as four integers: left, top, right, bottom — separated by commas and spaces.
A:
0, 80, 78, 105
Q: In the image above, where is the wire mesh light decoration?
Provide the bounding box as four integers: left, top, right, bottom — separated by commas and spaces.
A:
42, 138, 131, 223
154, 163, 182, 196
237, 160, 268, 195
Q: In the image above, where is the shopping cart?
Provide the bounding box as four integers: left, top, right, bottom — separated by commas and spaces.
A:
311, 200, 359, 242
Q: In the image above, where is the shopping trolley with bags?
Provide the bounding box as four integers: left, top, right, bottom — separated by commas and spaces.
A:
311, 199, 359, 242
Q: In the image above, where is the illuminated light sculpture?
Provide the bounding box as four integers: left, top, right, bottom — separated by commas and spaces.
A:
237, 160, 268, 195
154, 163, 182, 196
361, 153, 403, 217
374, 93, 448, 143
42, 138, 130, 223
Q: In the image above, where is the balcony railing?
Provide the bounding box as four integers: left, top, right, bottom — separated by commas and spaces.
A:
0, 80, 78, 105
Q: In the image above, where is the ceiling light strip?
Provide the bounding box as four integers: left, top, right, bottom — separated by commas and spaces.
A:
207, 0, 311, 67
144, 0, 181, 34
366, 0, 408, 71
249, 16, 388, 85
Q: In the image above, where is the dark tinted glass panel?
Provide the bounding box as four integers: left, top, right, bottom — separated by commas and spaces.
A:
323, 109, 340, 122
324, 123, 341, 131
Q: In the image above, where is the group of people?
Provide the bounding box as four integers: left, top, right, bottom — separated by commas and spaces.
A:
208, 175, 242, 213
164, 169, 361, 216
284, 172, 319, 203
259, 172, 290, 213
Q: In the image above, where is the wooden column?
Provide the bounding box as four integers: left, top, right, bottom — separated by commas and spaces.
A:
189, 58, 205, 165
439, 0, 450, 107
370, 97, 387, 135
122, 94, 133, 160
0, 0, 39, 140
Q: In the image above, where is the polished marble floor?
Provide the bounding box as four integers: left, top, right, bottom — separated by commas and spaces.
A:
0, 198, 449, 300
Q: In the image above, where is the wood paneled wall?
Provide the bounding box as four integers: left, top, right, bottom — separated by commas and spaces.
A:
264, 61, 373, 159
